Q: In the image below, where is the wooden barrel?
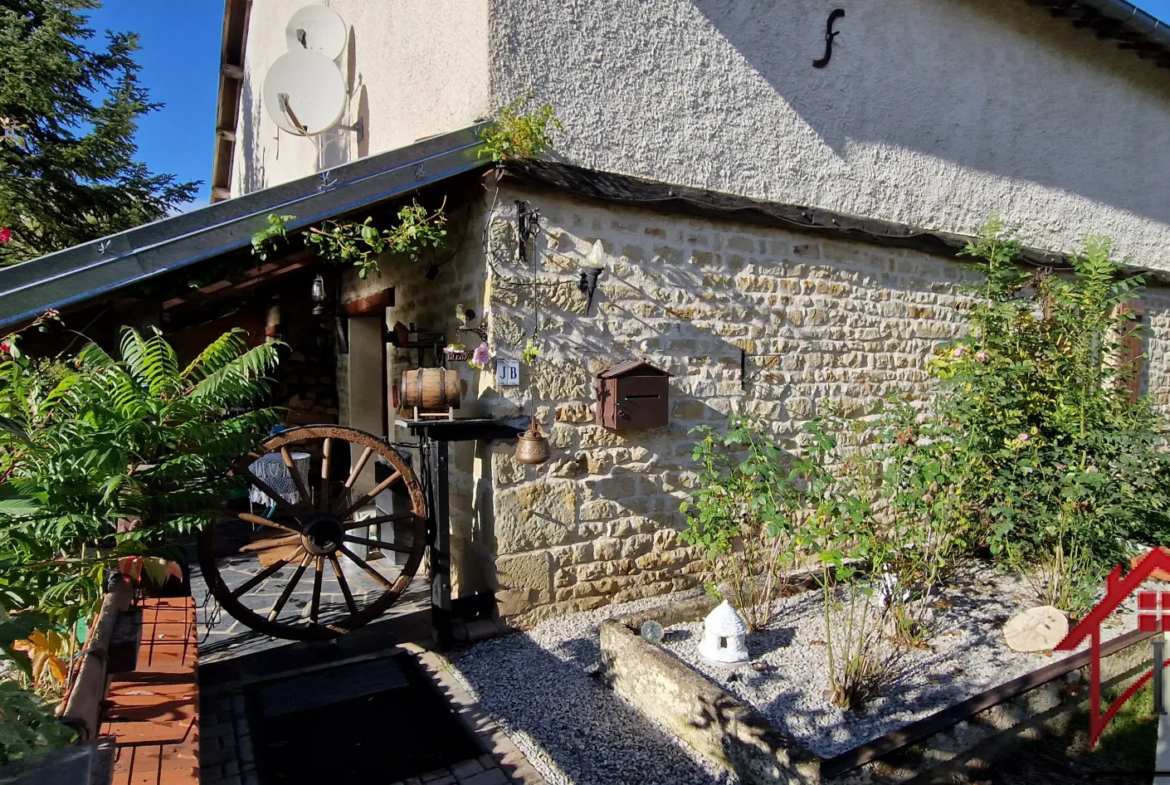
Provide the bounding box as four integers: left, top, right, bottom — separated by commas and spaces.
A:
401, 368, 461, 411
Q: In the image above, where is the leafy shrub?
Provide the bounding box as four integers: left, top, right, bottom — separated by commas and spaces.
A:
681, 416, 821, 631
0, 679, 73, 763
930, 218, 1170, 613
479, 95, 561, 163
0, 327, 280, 626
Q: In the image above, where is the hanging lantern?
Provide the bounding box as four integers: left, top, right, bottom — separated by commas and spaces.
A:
514, 416, 551, 465
698, 600, 750, 665
310, 274, 327, 316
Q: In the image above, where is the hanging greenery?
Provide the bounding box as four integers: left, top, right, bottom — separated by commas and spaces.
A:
251, 199, 448, 279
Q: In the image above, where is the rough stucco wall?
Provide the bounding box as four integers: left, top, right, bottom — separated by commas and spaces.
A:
232, 0, 489, 195
478, 183, 1170, 626
489, 0, 1170, 267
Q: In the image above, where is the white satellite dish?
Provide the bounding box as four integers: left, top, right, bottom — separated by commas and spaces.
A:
263, 51, 347, 136
286, 6, 347, 60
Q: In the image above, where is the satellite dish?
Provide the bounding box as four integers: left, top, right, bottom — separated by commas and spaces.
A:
263, 51, 347, 136
286, 6, 348, 60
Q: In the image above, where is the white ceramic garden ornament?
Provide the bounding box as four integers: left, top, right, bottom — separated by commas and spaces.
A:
699, 600, 750, 665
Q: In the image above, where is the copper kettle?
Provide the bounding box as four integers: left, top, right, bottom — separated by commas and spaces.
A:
515, 416, 551, 465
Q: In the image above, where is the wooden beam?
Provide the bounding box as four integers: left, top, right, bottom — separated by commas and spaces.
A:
340, 287, 394, 317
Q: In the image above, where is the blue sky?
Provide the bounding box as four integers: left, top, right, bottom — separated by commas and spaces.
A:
84, 0, 1170, 208
85, 0, 223, 205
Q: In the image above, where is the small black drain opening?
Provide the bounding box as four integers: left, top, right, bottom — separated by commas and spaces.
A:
251, 653, 483, 784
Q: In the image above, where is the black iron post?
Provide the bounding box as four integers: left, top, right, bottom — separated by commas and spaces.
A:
428, 437, 452, 651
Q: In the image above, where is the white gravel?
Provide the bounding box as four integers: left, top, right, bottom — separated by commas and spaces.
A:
448, 564, 1151, 781
449, 592, 739, 785
661, 565, 1139, 758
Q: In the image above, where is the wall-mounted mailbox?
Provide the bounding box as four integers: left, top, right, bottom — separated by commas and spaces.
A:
595, 360, 672, 430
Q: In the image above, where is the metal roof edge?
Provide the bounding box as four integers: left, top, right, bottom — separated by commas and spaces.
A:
0, 124, 490, 330
1027, 0, 1170, 70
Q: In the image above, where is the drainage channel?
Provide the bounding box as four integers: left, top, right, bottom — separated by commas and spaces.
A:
200, 649, 523, 785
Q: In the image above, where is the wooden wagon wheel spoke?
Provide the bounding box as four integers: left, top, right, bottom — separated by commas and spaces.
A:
320, 437, 333, 511
342, 534, 413, 555
332, 447, 375, 514
238, 512, 301, 535
281, 446, 313, 507
230, 547, 304, 598
238, 468, 304, 518
309, 556, 324, 625
338, 545, 395, 591
329, 555, 358, 615
340, 511, 420, 531
268, 552, 313, 622
336, 472, 403, 521
200, 425, 427, 642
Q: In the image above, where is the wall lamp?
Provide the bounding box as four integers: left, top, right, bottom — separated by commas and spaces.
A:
578, 239, 607, 315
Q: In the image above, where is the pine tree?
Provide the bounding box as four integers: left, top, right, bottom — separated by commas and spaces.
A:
0, 0, 198, 266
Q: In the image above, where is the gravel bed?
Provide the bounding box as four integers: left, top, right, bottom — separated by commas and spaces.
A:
660, 564, 1142, 758
448, 592, 739, 785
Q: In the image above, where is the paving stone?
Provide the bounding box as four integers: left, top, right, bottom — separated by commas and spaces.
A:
450, 759, 484, 779
459, 770, 508, 785
421, 770, 452, 783
201, 744, 238, 767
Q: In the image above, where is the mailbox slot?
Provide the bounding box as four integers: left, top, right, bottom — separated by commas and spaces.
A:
595, 361, 672, 430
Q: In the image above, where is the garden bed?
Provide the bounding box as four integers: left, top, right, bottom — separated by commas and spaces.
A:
599, 566, 1156, 784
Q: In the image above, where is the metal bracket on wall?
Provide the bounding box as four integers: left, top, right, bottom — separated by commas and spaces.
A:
813, 8, 845, 69
740, 349, 788, 389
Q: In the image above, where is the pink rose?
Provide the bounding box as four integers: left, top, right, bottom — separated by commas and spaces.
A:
0, 341, 8, 354
1018, 433, 1029, 442
952, 346, 965, 359
975, 351, 987, 363
0, 228, 10, 243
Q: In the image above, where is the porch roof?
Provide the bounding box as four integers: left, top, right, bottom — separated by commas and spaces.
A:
0, 125, 488, 331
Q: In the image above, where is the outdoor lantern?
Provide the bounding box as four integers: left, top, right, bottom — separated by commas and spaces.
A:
578, 239, 607, 315
310, 273, 327, 315
698, 600, 750, 665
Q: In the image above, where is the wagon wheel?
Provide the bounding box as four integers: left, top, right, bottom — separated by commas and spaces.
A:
199, 425, 428, 641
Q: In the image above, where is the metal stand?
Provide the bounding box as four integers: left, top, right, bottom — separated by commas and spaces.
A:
400, 418, 524, 651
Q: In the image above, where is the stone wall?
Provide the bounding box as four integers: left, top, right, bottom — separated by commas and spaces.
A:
334, 180, 1170, 627
476, 182, 1170, 626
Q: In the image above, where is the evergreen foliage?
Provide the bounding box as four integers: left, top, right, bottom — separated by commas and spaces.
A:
0, 0, 197, 265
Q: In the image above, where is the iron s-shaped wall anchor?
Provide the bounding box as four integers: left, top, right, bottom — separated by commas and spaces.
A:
813, 8, 845, 69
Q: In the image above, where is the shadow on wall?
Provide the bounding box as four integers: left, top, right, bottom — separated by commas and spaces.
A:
689, 0, 1170, 226
239, 71, 267, 194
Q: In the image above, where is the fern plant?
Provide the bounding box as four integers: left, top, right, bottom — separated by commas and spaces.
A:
0, 327, 280, 626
